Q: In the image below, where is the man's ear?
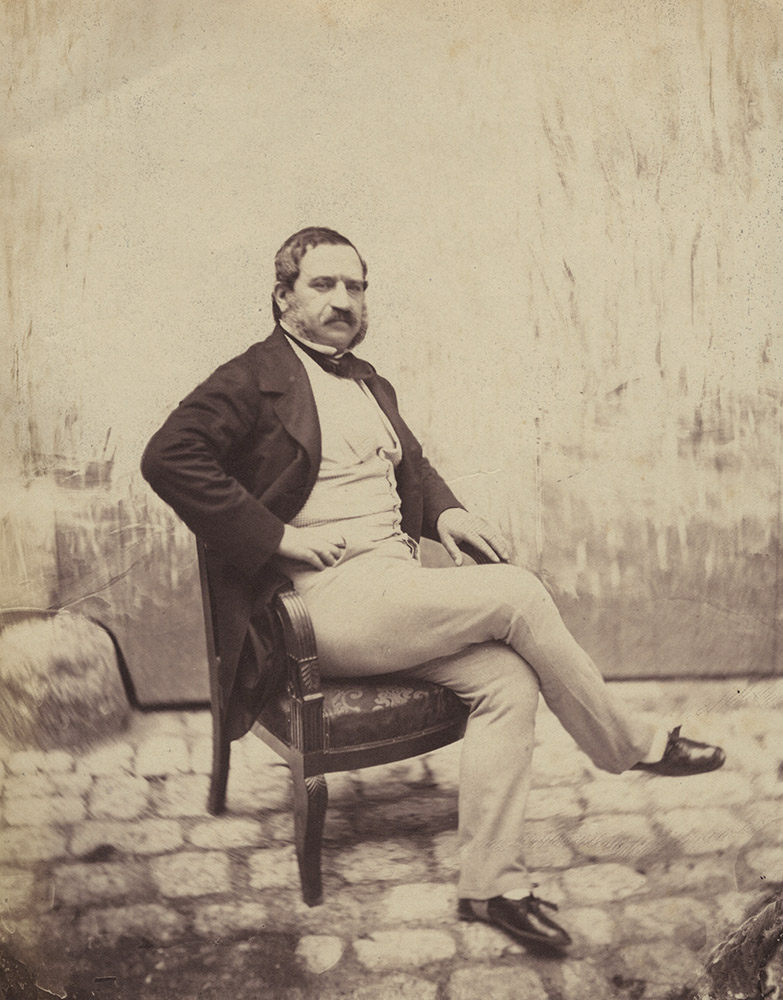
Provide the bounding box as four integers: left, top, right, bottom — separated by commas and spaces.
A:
272, 282, 290, 315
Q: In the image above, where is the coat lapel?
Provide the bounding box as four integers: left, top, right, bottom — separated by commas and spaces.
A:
255, 326, 321, 470
365, 375, 421, 460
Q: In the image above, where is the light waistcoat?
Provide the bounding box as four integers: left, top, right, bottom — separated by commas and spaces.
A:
278, 341, 418, 584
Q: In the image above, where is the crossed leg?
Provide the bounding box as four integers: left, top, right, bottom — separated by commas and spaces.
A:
296, 553, 656, 773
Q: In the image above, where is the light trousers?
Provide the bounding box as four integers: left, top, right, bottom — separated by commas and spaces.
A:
289, 541, 656, 898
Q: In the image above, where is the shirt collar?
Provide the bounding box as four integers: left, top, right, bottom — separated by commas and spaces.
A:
280, 321, 343, 358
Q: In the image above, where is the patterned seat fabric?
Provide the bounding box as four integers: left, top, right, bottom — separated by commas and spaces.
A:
260, 677, 468, 749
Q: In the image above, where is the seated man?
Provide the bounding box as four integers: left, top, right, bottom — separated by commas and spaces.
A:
141, 226, 725, 952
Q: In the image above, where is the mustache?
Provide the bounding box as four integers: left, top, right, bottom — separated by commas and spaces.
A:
327, 307, 356, 325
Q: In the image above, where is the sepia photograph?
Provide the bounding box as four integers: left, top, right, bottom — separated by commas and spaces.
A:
1, 1, 782, 997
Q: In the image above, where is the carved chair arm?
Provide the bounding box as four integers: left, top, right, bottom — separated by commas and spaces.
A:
271, 584, 325, 753
273, 585, 323, 696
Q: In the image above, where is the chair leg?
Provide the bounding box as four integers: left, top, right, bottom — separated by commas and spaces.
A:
292, 768, 328, 906
207, 737, 230, 815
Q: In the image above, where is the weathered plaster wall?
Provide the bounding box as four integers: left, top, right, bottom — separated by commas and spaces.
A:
2, 0, 781, 701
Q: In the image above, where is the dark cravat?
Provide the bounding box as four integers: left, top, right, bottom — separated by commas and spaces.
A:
284, 332, 376, 381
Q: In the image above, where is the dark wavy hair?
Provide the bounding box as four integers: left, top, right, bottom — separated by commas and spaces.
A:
272, 227, 368, 321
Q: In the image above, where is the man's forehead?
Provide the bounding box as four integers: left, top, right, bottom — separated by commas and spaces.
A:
298, 243, 364, 278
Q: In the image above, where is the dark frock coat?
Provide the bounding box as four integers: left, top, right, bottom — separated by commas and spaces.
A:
141, 326, 462, 739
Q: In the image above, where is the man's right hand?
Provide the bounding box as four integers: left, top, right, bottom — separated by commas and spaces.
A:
276, 524, 347, 570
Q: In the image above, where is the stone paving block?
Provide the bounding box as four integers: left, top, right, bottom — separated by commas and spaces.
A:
353, 929, 455, 969
644, 769, 755, 810
295, 935, 344, 974
533, 703, 563, 745
184, 711, 213, 737
193, 901, 269, 936
151, 851, 231, 897
567, 812, 658, 861
457, 921, 523, 959
525, 819, 576, 868
324, 771, 360, 806
641, 855, 736, 895
422, 746, 460, 792
581, 777, 650, 814
332, 840, 431, 884
619, 940, 702, 996
226, 767, 293, 813
248, 845, 300, 890
531, 743, 590, 786
79, 902, 187, 943
288, 891, 366, 936
356, 796, 456, 836
431, 831, 459, 878
560, 960, 615, 1000
53, 861, 151, 905
745, 846, 783, 880
71, 818, 184, 857
713, 890, 765, 936
4, 795, 86, 827
560, 863, 648, 903
188, 817, 266, 849
566, 905, 615, 947
356, 758, 430, 790
75, 742, 135, 776
526, 785, 583, 820
745, 800, 783, 844
322, 810, 355, 843
759, 729, 783, 754
188, 737, 213, 774
383, 883, 456, 923
355, 778, 423, 804
338, 974, 439, 1000
658, 808, 752, 854
621, 896, 712, 949
747, 770, 783, 799
88, 774, 150, 819
448, 965, 547, 1000
258, 811, 295, 842
135, 735, 191, 776
2, 774, 57, 799
51, 771, 94, 796
127, 711, 188, 742
231, 732, 282, 767
0, 826, 68, 864
6, 750, 74, 775
153, 773, 210, 817
719, 733, 777, 775
0, 870, 34, 914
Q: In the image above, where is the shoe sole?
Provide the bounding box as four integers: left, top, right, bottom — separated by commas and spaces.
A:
458, 908, 572, 952
633, 753, 726, 777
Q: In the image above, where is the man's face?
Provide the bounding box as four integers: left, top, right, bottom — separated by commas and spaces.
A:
275, 243, 367, 352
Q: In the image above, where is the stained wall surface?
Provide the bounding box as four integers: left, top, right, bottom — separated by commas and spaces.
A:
2, 0, 781, 702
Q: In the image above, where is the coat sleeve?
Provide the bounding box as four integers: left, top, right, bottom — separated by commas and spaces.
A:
420, 453, 465, 540
140, 359, 285, 579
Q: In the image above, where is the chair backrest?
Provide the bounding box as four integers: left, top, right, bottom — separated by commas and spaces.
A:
195, 538, 224, 711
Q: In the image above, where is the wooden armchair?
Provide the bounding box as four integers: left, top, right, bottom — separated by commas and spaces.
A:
197, 538, 488, 906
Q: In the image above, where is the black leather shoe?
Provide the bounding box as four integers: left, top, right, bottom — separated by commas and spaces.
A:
458, 893, 572, 952
631, 725, 726, 776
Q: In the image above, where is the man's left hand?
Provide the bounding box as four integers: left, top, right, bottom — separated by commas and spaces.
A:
436, 508, 511, 566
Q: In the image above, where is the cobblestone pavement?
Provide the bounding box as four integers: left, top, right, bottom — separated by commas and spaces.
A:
1, 678, 782, 1000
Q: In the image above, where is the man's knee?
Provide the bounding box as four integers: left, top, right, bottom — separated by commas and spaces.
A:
492, 563, 548, 601
485, 564, 555, 635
